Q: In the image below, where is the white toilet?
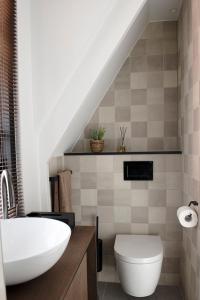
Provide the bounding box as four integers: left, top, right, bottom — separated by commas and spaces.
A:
114, 234, 163, 298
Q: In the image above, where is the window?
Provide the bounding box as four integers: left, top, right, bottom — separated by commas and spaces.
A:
0, 0, 23, 217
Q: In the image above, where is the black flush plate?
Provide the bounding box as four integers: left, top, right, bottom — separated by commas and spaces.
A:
123, 161, 153, 181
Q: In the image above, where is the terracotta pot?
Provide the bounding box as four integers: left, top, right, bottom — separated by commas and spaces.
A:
90, 140, 104, 153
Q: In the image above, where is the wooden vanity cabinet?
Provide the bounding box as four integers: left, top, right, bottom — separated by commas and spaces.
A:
65, 254, 88, 300
7, 226, 97, 300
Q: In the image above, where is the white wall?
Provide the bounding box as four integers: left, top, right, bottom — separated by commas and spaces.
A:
17, 0, 40, 213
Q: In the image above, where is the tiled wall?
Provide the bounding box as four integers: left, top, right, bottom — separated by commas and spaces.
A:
49, 154, 182, 285
178, 1, 200, 299
74, 21, 179, 153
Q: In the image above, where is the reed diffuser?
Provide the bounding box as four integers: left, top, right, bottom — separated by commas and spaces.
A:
119, 126, 127, 152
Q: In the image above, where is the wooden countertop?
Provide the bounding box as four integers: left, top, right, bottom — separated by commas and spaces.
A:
7, 226, 96, 300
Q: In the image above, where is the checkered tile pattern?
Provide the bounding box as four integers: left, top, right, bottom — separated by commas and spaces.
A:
178, 1, 200, 300
49, 154, 182, 285
73, 21, 179, 153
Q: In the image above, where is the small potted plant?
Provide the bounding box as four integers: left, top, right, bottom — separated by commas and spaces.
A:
90, 127, 106, 153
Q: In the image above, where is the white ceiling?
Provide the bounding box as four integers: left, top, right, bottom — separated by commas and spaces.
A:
149, 0, 182, 21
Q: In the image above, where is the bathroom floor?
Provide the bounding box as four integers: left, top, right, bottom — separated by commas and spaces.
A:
98, 282, 184, 300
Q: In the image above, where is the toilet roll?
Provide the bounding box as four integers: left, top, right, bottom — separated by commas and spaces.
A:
177, 206, 198, 228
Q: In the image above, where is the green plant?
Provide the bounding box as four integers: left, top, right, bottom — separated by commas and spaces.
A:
90, 127, 106, 140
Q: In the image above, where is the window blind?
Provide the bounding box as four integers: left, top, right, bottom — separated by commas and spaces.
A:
0, 0, 24, 218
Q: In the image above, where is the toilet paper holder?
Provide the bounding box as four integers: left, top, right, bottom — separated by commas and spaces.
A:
185, 201, 198, 222
188, 201, 198, 207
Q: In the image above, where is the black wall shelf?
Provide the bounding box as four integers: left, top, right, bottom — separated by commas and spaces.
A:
64, 151, 182, 156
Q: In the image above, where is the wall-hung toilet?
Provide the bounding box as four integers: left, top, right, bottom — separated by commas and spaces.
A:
114, 234, 163, 298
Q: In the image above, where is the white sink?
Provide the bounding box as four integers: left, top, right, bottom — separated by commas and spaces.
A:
0, 217, 71, 285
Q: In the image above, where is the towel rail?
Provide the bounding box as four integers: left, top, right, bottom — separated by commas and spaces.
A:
49, 170, 72, 182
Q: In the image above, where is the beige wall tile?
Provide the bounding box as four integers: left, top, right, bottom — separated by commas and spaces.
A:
81, 206, 97, 224
149, 207, 167, 224
149, 190, 166, 206
142, 22, 163, 39
131, 223, 149, 234
114, 190, 131, 206
163, 22, 177, 39
166, 172, 181, 189
165, 155, 182, 172
147, 71, 163, 88
132, 207, 148, 223
72, 205, 81, 223
146, 39, 163, 55
80, 172, 97, 188
166, 223, 182, 241
131, 105, 148, 121
115, 90, 131, 106
131, 122, 147, 137
114, 206, 131, 223
130, 39, 146, 57
97, 173, 114, 189
98, 190, 114, 206
147, 88, 164, 105
131, 56, 147, 72
115, 106, 131, 122
63, 157, 80, 172
131, 137, 148, 151
148, 104, 164, 121
99, 107, 115, 123
71, 172, 81, 189
100, 90, 115, 106
147, 55, 163, 71
131, 89, 147, 105
114, 223, 131, 234
166, 190, 182, 207
148, 138, 164, 150
131, 189, 148, 206
149, 172, 166, 189
163, 39, 177, 54
148, 224, 166, 240
131, 72, 147, 89
148, 121, 164, 137
97, 156, 114, 172
97, 206, 114, 223
164, 71, 178, 88
80, 156, 96, 172
81, 189, 97, 206
164, 54, 178, 71
71, 189, 81, 205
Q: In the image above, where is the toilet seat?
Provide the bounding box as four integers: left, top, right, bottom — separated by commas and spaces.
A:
114, 234, 163, 264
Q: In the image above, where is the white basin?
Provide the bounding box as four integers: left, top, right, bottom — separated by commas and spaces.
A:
0, 217, 71, 285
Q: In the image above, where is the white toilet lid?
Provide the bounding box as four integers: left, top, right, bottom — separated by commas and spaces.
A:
114, 235, 163, 264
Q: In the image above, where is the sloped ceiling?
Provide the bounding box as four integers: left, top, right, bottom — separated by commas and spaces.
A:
18, 0, 182, 212
37, 0, 182, 160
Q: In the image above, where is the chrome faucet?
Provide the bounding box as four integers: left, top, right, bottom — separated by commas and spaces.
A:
0, 170, 16, 219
